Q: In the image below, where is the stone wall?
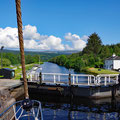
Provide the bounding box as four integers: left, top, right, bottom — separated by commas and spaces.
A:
0, 87, 15, 120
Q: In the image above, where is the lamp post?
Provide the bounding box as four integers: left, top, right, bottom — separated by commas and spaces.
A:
1, 46, 4, 68
39, 55, 40, 65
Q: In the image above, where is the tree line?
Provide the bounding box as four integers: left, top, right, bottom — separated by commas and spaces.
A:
49, 33, 120, 72
0, 51, 60, 67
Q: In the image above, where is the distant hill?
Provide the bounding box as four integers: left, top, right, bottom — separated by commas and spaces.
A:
3, 49, 79, 55
1, 49, 79, 64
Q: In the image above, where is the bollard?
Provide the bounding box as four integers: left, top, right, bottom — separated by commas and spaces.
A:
39, 72, 42, 84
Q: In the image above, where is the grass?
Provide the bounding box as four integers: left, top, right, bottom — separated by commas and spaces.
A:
2, 62, 43, 80
86, 67, 119, 75
0, 75, 4, 78
14, 64, 34, 80
14, 62, 43, 80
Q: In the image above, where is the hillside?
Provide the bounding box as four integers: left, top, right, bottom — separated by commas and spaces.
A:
0, 49, 77, 66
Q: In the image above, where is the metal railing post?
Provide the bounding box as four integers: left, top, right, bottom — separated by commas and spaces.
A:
94, 76, 96, 84
89, 75, 91, 84
104, 77, 107, 86
68, 73, 71, 85
116, 75, 118, 84
118, 74, 120, 85
88, 76, 90, 85
58, 75, 60, 82
39, 72, 42, 84
37, 73, 39, 81
42, 74, 44, 81
30, 74, 32, 81
76, 76, 78, 83
73, 76, 75, 84
109, 76, 110, 83
1, 46, 4, 68
54, 75, 56, 83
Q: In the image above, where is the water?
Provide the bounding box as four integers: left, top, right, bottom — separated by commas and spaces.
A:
30, 94, 120, 120
36, 62, 77, 74
30, 62, 120, 120
36, 62, 90, 84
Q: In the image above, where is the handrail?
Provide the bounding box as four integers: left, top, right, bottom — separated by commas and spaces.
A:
0, 100, 22, 117
0, 100, 43, 120
25, 73, 119, 86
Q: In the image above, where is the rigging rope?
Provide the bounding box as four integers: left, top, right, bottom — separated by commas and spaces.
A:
15, 0, 29, 98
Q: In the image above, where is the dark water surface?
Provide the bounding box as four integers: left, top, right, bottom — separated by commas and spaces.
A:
30, 62, 120, 120
30, 94, 120, 120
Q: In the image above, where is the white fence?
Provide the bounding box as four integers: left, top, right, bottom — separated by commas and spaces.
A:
25, 73, 119, 86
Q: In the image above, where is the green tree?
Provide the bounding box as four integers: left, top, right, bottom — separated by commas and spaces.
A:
58, 55, 68, 66
88, 55, 95, 67
83, 33, 102, 55
113, 46, 120, 55
100, 46, 111, 60
25, 55, 34, 64
65, 60, 73, 68
74, 57, 85, 71
0, 58, 11, 66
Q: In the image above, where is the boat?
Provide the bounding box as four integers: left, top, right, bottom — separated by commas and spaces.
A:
0, 0, 43, 119
0, 99, 43, 120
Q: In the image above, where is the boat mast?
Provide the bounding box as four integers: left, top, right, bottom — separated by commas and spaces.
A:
15, 0, 29, 98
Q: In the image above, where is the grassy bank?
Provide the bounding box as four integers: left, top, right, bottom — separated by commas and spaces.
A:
14, 64, 34, 80
1, 62, 43, 80
14, 62, 43, 80
0, 64, 34, 80
85, 67, 119, 75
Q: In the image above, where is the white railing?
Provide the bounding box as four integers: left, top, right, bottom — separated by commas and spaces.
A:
95, 74, 119, 86
71, 74, 95, 85
25, 73, 119, 86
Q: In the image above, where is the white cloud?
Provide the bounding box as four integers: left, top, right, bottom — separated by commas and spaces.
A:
0, 25, 87, 51
81, 35, 89, 41
23, 25, 41, 40
64, 33, 87, 50
42, 35, 65, 50
23, 25, 65, 50
65, 33, 80, 41
0, 27, 19, 48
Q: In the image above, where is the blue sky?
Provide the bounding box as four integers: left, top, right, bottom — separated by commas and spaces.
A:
0, 0, 120, 51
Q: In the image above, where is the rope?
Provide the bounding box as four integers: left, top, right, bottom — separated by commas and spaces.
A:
15, 0, 29, 98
